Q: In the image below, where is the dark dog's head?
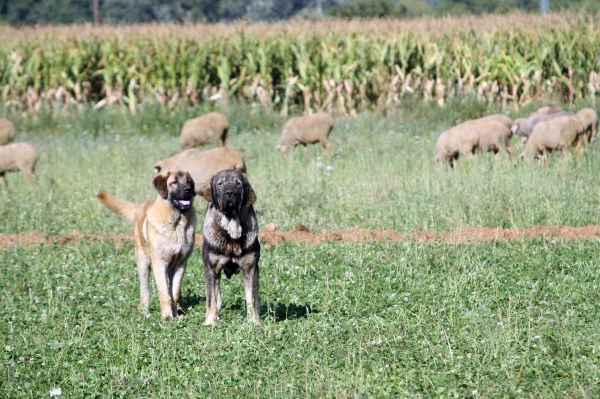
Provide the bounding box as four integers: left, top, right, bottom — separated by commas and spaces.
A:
152, 170, 196, 212
204, 169, 256, 217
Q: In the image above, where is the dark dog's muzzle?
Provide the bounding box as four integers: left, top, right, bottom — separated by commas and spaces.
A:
220, 187, 240, 216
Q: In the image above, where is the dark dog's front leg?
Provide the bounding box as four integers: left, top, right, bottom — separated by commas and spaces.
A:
204, 261, 221, 326
242, 262, 260, 324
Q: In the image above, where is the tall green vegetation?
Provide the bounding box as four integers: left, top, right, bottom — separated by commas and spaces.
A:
1, 15, 600, 114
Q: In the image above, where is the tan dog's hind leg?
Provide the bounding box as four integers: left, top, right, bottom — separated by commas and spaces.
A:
136, 251, 151, 313
152, 258, 177, 318
204, 264, 222, 325
243, 266, 260, 325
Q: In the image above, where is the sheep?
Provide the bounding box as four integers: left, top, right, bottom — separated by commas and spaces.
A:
511, 111, 574, 141
153, 147, 246, 196
179, 112, 229, 150
277, 112, 334, 157
530, 106, 564, 116
470, 119, 514, 163
0, 119, 15, 145
576, 107, 599, 143
520, 114, 584, 169
0, 142, 40, 186
476, 114, 513, 129
435, 122, 480, 169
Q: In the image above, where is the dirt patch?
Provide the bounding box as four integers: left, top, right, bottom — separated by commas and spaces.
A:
1, 225, 600, 249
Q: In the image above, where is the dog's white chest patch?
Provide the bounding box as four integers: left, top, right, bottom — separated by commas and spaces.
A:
220, 215, 242, 239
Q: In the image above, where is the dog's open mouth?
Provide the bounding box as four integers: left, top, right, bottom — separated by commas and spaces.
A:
171, 197, 193, 211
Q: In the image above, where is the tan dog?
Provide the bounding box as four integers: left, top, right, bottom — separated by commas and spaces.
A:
202, 169, 260, 325
97, 171, 197, 318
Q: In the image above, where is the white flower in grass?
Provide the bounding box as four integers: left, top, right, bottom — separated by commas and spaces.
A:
50, 387, 62, 397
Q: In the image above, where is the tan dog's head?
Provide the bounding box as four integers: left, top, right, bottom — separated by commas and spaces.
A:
204, 169, 256, 217
152, 170, 196, 212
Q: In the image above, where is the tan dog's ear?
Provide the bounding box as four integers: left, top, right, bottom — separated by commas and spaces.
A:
152, 171, 171, 199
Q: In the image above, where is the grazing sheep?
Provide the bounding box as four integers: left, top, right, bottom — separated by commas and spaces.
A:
179, 112, 229, 150
0, 142, 40, 186
511, 111, 574, 141
476, 114, 513, 129
153, 147, 246, 196
435, 122, 480, 169
530, 106, 564, 116
277, 112, 334, 157
0, 119, 15, 145
576, 107, 599, 143
520, 114, 584, 169
470, 119, 514, 162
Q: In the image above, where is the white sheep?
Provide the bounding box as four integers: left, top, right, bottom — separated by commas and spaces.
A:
153, 147, 246, 196
179, 112, 229, 150
0, 142, 40, 186
277, 112, 334, 157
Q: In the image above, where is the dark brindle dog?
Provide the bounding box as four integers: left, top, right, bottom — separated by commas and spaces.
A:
202, 169, 260, 325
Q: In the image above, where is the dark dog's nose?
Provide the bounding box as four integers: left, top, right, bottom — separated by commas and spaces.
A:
224, 190, 235, 198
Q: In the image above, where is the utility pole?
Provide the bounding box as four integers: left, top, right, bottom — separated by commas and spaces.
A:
93, 0, 100, 25
541, 0, 549, 15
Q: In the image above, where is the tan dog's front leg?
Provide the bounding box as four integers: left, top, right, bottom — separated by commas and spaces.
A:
136, 250, 151, 313
152, 258, 177, 318
204, 263, 222, 325
169, 264, 187, 311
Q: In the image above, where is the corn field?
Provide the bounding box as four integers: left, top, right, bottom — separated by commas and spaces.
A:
1, 13, 600, 114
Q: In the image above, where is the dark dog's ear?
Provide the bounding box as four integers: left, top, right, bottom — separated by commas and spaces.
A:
245, 186, 257, 207
152, 171, 171, 199
203, 186, 212, 202
204, 174, 215, 203
244, 177, 257, 208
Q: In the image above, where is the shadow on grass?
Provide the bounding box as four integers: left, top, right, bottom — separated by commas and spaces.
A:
181, 294, 205, 310
264, 302, 318, 322
181, 295, 317, 322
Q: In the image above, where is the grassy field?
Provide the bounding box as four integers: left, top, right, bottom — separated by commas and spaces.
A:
2, 240, 600, 397
2, 101, 600, 397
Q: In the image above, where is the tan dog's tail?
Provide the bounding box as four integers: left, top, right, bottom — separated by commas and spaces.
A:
97, 190, 137, 222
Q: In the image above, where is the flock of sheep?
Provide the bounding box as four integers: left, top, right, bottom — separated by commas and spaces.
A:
436, 106, 599, 169
0, 111, 335, 190
0, 104, 598, 190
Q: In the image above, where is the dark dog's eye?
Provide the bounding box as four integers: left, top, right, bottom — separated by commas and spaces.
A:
235, 180, 242, 187
217, 181, 224, 187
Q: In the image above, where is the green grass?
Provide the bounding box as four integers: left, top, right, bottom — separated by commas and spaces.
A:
2, 100, 600, 397
1, 100, 600, 236
2, 240, 600, 397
